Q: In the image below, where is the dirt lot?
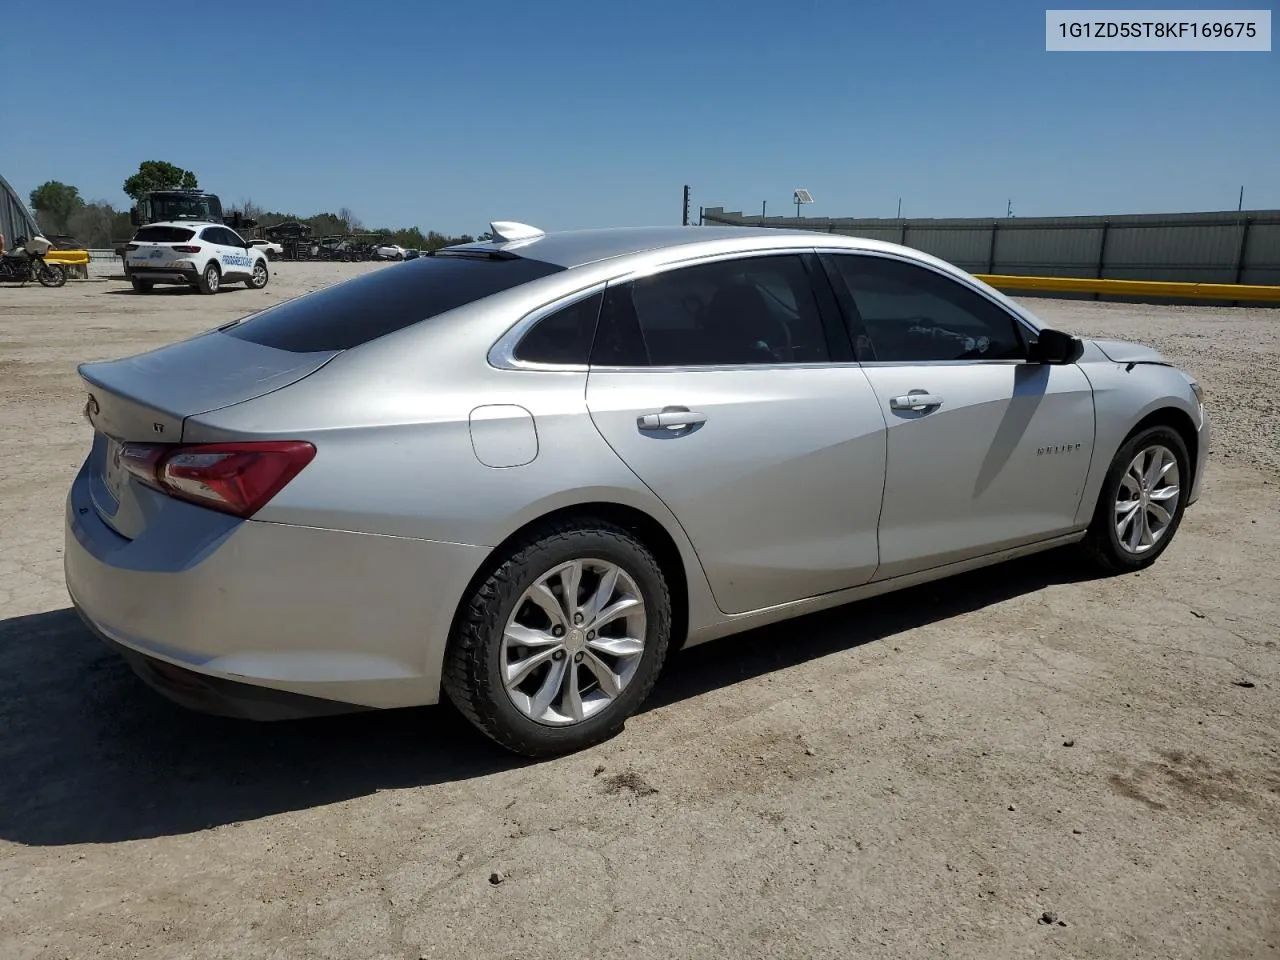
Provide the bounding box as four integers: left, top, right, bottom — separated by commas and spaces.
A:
1, 264, 1277, 960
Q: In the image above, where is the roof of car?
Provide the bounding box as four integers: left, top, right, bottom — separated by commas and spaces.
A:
447, 225, 865, 270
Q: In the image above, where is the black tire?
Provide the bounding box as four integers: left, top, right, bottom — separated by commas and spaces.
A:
197, 262, 220, 295
37, 262, 66, 287
246, 259, 269, 290
1079, 424, 1191, 574
443, 519, 673, 757
130, 277, 154, 294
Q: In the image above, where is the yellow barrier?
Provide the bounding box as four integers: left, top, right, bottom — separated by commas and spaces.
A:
974, 273, 1280, 303
45, 249, 90, 266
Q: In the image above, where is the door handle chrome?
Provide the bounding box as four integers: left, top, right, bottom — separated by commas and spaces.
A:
637, 408, 708, 431
889, 393, 944, 411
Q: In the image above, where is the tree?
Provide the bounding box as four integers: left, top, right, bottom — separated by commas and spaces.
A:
338, 207, 362, 233
123, 161, 199, 201
29, 181, 85, 234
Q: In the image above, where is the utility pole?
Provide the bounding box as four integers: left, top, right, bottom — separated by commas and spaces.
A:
1238, 185, 1245, 211
762, 200, 767, 220
897, 197, 902, 218
1006, 198, 1014, 218
682, 185, 691, 226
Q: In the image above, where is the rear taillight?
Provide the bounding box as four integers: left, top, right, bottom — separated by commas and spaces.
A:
119, 441, 315, 518
172, 245, 202, 254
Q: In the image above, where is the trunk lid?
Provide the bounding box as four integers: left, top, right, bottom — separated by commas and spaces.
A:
124, 225, 200, 272
80, 330, 337, 539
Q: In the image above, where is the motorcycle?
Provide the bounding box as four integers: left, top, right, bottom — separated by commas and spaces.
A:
0, 235, 67, 287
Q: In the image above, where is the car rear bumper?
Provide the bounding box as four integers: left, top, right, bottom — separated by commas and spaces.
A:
126, 263, 198, 283
64, 459, 489, 713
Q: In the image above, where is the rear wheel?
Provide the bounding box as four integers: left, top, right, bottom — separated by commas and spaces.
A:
130, 277, 154, 294
197, 262, 220, 295
1079, 425, 1190, 573
443, 520, 672, 757
246, 260, 269, 290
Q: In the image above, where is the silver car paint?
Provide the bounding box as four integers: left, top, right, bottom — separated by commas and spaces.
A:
66, 226, 1210, 709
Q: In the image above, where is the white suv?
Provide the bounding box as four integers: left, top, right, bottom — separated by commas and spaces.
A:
124, 221, 270, 295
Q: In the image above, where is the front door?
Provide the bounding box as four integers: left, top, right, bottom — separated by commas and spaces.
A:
585, 252, 888, 615
822, 252, 1096, 580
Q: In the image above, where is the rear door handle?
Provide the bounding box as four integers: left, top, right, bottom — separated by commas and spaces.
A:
637, 407, 708, 431
889, 393, 944, 411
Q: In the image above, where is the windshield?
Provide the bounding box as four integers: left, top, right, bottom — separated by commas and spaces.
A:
150, 195, 222, 222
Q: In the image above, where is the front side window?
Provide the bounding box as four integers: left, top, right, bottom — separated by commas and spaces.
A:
513, 291, 603, 365
825, 254, 1025, 363
592, 254, 831, 367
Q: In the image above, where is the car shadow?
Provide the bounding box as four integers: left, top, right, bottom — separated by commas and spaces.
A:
102, 286, 252, 296
0, 549, 1099, 847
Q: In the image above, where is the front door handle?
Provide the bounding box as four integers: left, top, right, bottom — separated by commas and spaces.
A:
637, 407, 708, 431
889, 392, 944, 411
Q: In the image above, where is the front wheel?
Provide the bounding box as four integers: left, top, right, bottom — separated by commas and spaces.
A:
1079, 425, 1191, 573
197, 262, 220, 295
130, 277, 154, 294
36, 262, 66, 287
246, 260, 269, 290
443, 520, 673, 757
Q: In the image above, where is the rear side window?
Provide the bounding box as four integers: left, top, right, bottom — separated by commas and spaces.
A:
134, 226, 195, 243
592, 254, 831, 367
513, 291, 603, 365
223, 254, 565, 352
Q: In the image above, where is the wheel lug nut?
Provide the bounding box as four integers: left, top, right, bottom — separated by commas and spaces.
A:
587, 631, 595, 640
573, 613, 584, 625
552, 650, 565, 661
574, 652, 584, 663
552, 626, 564, 637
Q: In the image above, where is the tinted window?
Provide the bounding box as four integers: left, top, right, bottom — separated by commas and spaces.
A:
199, 227, 224, 245
513, 291, 603, 365
223, 254, 565, 352
134, 226, 195, 243
593, 255, 830, 367
827, 255, 1024, 362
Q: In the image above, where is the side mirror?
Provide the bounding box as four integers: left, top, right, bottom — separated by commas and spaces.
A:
1029, 328, 1083, 365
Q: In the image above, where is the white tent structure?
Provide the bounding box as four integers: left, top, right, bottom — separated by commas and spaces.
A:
0, 172, 39, 248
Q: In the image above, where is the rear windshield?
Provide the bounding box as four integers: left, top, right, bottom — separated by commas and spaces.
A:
134, 226, 196, 243
222, 254, 565, 352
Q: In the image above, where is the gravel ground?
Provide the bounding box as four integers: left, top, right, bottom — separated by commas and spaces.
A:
1, 265, 1277, 960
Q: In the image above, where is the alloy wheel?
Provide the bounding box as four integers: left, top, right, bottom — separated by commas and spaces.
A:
502, 558, 647, 726
1115, 444, 1181, 554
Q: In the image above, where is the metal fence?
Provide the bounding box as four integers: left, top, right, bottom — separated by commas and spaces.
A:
701, 207, 1280, 289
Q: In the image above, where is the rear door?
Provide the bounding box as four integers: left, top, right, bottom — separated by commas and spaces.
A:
585, 251, 888, 615
821, 252, 1095, 580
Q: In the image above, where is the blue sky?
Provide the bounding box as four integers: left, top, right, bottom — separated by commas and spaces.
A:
6, 1, 1276, 234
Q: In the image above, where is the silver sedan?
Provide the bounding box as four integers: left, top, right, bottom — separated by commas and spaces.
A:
66, 222, 1209, 755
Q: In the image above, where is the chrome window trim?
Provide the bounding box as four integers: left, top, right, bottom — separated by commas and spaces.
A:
813, 246, 1044, 352
489, 244, 1050, 374
487, 281, 608, 372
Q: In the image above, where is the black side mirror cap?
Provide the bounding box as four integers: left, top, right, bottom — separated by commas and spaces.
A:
1029, 328, 1084, 365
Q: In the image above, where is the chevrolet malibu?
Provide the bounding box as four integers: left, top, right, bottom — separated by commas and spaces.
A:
66, 222, 1209, 756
